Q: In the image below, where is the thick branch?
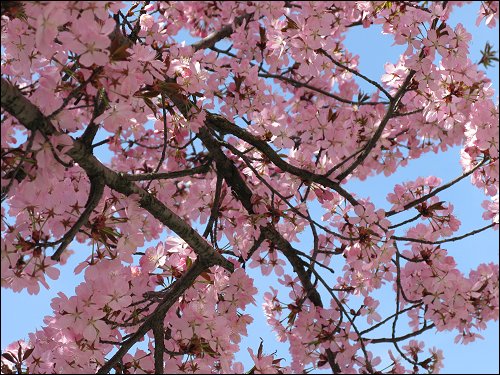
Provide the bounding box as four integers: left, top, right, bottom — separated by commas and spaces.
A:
204, 113, 359, 206
160, 77, 359, 207
197, 127, 324, 305
197, 124, 346, 372
1, 78, 233, 272
124, 162, 211, 181
151, 319, 165, 374
1, 77, 57, 135
1, 130, 36, 202
191, 14, 253, 52
67, 140, 233, 271
197, 127, 254, 211
261, 225, 323, 307
219, 139, 356, 241
203, 174, 223, 239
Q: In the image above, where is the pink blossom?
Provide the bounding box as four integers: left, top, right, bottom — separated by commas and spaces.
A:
140, 14, 155, 30
1, 2, 498, 374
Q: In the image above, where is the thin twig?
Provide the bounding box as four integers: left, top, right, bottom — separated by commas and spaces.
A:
259, 73, 388, 106
393, 246, 422, 304
365, 323, 436, 344
389, 213, 422, 229
318, 48, 393, 100
386, 158, 489, 216
146, 93, 169, 190
391, 107, 424, 118
359, 303, 424, 335
335, 70, 416, 182
47, 68, 103, 120
51, 174, 105, 261
91, 138, 111, 149
388, 246, 422, 365
323, 148, 363, 177
392, 223, 495, 245
128, 1, 150, 43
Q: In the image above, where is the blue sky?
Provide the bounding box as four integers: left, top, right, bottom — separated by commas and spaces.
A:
2, 2, 499, 373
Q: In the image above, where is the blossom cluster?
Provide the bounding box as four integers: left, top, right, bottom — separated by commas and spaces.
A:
1, 1, 498, 373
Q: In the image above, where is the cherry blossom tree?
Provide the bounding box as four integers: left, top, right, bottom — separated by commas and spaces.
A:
1, 1, 499, 374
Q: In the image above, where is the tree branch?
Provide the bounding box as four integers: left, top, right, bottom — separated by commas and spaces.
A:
124, 162, 211, 181
67, 140, 233, 271
335, 70, 415, 182
386, 158, 489, 216
1, 78, 233, 272
259, 72, 388, 106
1, 77, 57, 135
204, 113, 360, 206
146, 93, 168, 190
390, 246, 421, 365
359, 303, 424, 336
203, 174, 224, 239
151, 318, 165, 374
47, 68, 103, 121
1, 129, 36, 202
365, 323, 436, 344
191, 13, 253, 52
392, 223, 496, 245
318, 48, 393, 100
97, 260, 206, 374
51, 174, 105, 261
219, 138, 355, 241
197, 125, 325, 308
